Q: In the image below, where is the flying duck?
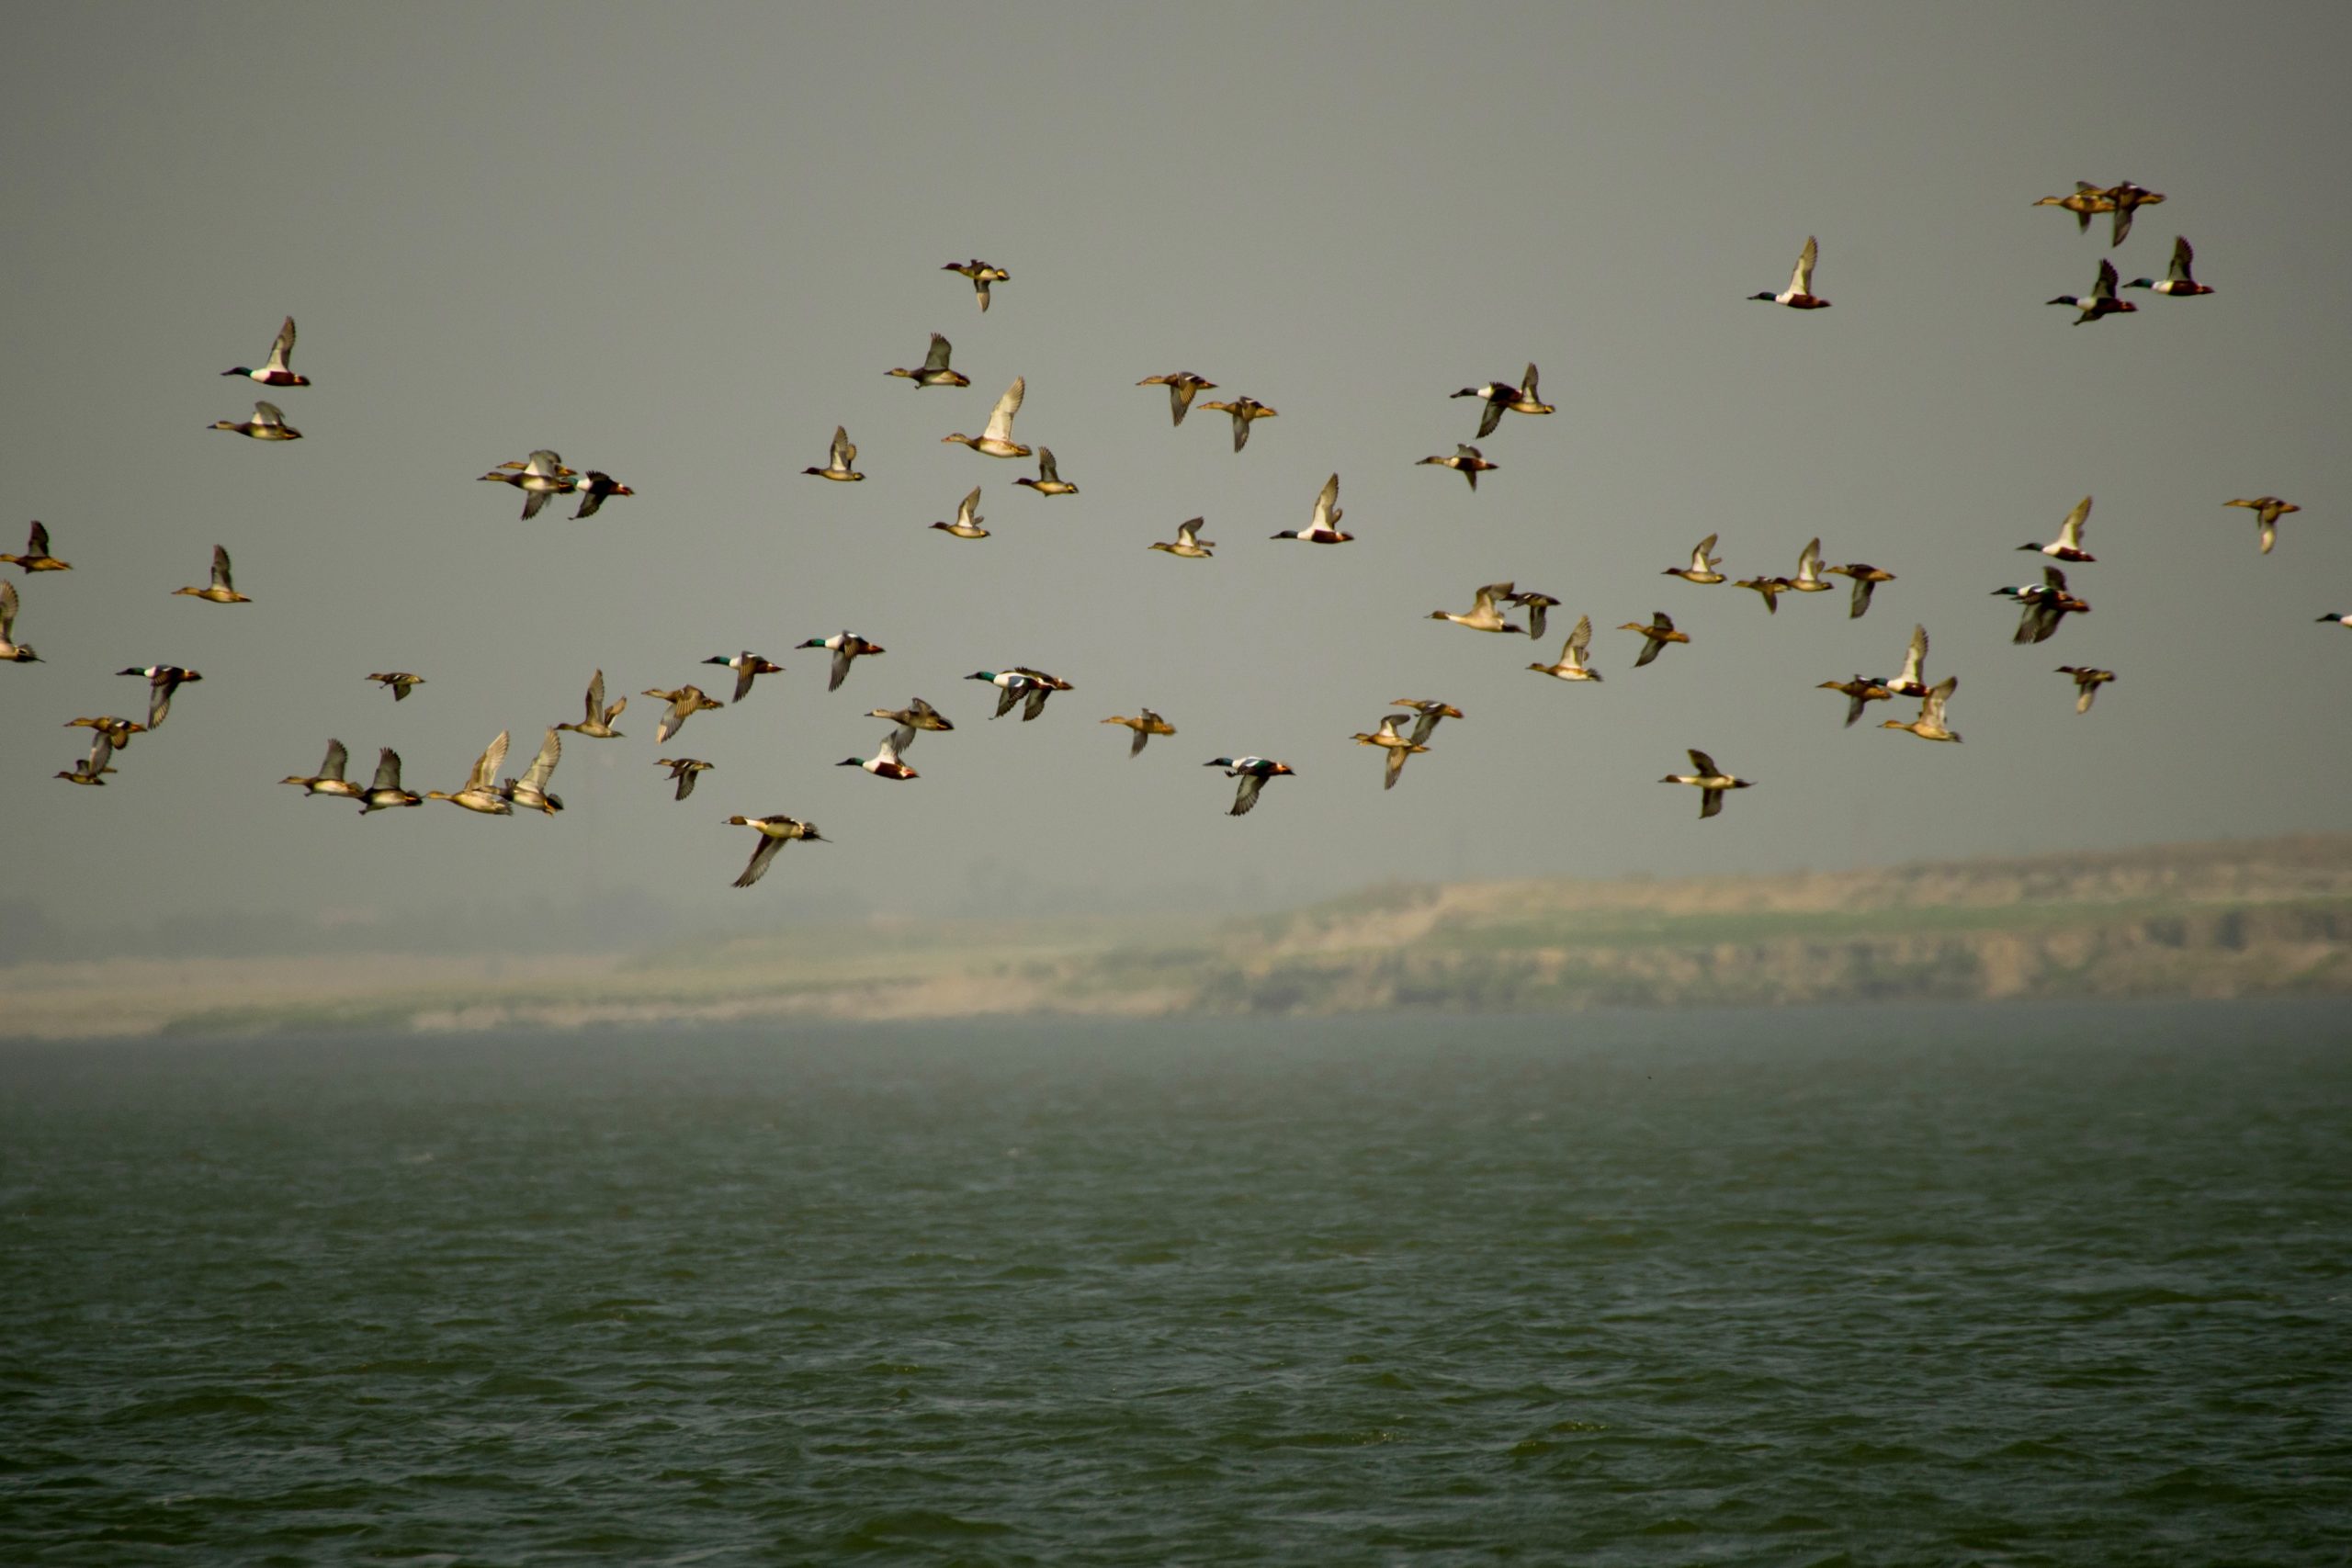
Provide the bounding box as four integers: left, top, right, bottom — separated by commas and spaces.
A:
1204, 756, 1295, 817
1823, 560, 1895, 619
2223, 496, 2300, 555
932, 486, 989, 538
1014, 446, 1079, 495
0, 580, 37, 662
556, 669, 627, 738
117, 663, 200, 728
281, 739, 362, 798
1505, 589, 1560, 639
1996, 566, 2089, 644
1430, 581, 1525, 635
173, 544, 250, 604
797, 631, 884, 692
425, 730, 514, 814
887, 332, 971, 388
1665, 536, 1725, 584
1881, 624, 1932, 699
479, 450, 575, 518
838, 726, 919, 780
1138, 372, 1216, 426
867, 696, 955, 734
803, 425, 865, 481
1005, 666, 1075, 721
1620, 612, 1689, 668
2318, 611, 2352, 629
644, 685, 723, 745
1199, 395, 1277, 452
967, 669, 1038, 719
1451, 376, 1519, 439
1386, 699, 1463, 747
56, 730, 115, 786
358, 748, 422, 813
212, 400, 301, 440
1529, 615, 1602, 682
367, 671, 425, 701
1735, 573, 1794, 614
1817, 676, 1894, 728
222, 316, 309, 387
727, 814, 825, 886
701, 650, 786, 704
2, 522, 70, 572
2020, 497, 2096, 561
2056, 666, 2116, 714
2031, 182, 2117, 233
1272, 474, 1352, 543
658, 758, 713, 801
1883, 676, 1962, 742
1351, 716, 1429, 791
2049, 258, 2136, 323
1148, 517, 1215, 558
64, 716, 145, 750
1749, 237, 1830, 309
2125, 236, 2214, 298
1789, 538, 1834, 593
498, 728, 564, 814
1102, 709, 1176, 757
571, 471, 634, 519
1660, 750, 1755, 818
1419, 444, 1498, 491
943, 258, 1009, 311
944, 376, 1029, 458
2101, 181, 2164, 246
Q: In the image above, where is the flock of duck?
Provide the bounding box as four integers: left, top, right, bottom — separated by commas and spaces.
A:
5, 192, 2330, 886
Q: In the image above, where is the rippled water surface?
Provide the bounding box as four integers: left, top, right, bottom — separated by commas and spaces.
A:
5, 1000, 2349, 1564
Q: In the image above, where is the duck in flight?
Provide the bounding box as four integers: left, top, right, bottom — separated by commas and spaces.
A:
932, 487, 989, 539
799, 631, 885, 692
56, 730, 116, 786
1817, 676, 1894, 728
1148, 517, 1214, 558
1204, 756, 1295, 817
367, 671, 424, 702
2031, 182, 2117, 233
2049, 258, 2135, 323
2223, 496, 2300, 555
839, 726, 919, 780
281, 739, 362, 798
943, 258, 1009, 311
1015, 447, 1079, 496
556, 670, 627, 738
1660, 750, 1755, 818
2019, 497, 2096, 562
2124, 236, 2214, 298
1621, 612, 1689, 668
571, 471, 634, 519
1199, 395, 1277, 452
659, 758, 713, 801
943, 377, 1029, 458
0, 581, 38, 662
1823, 559, 1896, 619
1883, 676, 1962, 743
1351, 716, 1429, 791
212, 400, 301, 440
887, 332, 971, 388
1429, 581, 1526, 635
498, 728, 564, 814
2056, 666, 2115, 714
118, 663, 201, 728
1749, 237, 1830, 309
1419, 444, 1498, 491
727, 815, 825, 886
479, 450, 575, 518
3, 522, 71, 572
1529, 615, 1602, 682
222, 316, 309, 387
803, 425, 864, 481
644, 685, 723, 745
425, 731, 514, 814
173, 544, 250, 604
700, 650, 786, 705
1272, 474, 1352, 543
358, 748, 422, 813
1138, 372, 1216, 426
1102, 709, 1175, 757
866, 696, 955, 734
1664, 536, 1725, 584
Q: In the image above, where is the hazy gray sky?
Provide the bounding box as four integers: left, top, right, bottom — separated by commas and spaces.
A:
5, 2, 2347, 942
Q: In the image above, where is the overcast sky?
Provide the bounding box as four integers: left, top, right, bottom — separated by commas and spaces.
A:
4, 2, 2347, 944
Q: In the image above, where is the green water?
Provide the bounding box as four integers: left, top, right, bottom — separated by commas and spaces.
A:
4, 1001, 2347, 1564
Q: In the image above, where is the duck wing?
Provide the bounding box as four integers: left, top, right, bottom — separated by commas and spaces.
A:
982, 378, 1024, 444
1792, 236, 1819, 297
519, 728, 560, 792
319, 739, 349, 782
1229, 773, 1268, 816
923, 333, 954, 373
369, 748, 403, 791
735, 834, 785, 889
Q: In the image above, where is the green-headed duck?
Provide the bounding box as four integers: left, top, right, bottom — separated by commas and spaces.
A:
2125, 236, 2213, 298
701, 650, 785, 705
223, 316, 308, 388
838, 726, 919, 780
1749, 237, 1830, 309
2049, 259, 2135, 323
798, 631, 884, 692
117, 663, 200, 728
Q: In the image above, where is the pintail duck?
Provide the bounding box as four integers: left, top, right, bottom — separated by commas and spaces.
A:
1149, 517, 1215, 558
1817, 676, 1894, 728
1430, 581, 1525, 635
368, 671, 425, 701
1789, 538, 1833, 593
1665, 536, 1725, 584
571, 471, 633, 519
1660, 750, 1755, 818
1505, 589, 1560, 639
426, 730, 514, 814
1199, 395, 1277, 452
498, 728, 564, 814
222, 316, 308, 387
56, 730, 116, 786
644, 685, 723, 745
1272, 474, 1352, 543
2125, 236, 2214, 298
887, 332, 970, 388
838, 726, 919, 780
479, 450, 575, 518
1529, 615, 1602, 682
1204, 756, 1295, 817
1102, 709, 1175, 757
2020, 497, 2096, 562
1352, 716, 1429, 791
943, 258, 1009, 311
1996, 566, 2089, 644
2224, 496, 2300, 555
358, 748, 421, 813
1734, 574, 1794, 614
798, 631, 884, 692
1138, 372, 1216, 426
658, 757, 713, 800
1419, 444, 1498, 491
2, 522, 70, 572
932, 486, 989, 538
803, 425, 865, 481
65, 716, 145, 750
2032, 182, 2118, 233
556, 669, 627, 738
2101, 181, 2164, 247
727, 814, 825, 886
2056, 666, 2115, 714
1883, 675, 1962, 742
1014, 446, 1079, 496
212, 400, 301, 440
701, 650, 785, 705
0, 580, 38, 662
1101, 709, 1176, 761
943, 377, 1029, 458
174, 544, 250, 604
868, 696, 955, 733
1749, 237, 1830, 309
282, 738, 362, 798
1823, 560, 1895, 619
2049, 258, 2135, 323
118, 663, 200, 728
1881, 624, 1932, 699
1621, 612, 1689, 668
1387, 699, 1464, 747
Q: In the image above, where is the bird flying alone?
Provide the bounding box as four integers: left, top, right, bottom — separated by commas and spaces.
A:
804, 425, 864, 481
212, 400, 301, 440
222, 316, 308, 387
1660, 750, 1754, 818
943, 258, 1009, 311
1102, 709, 1175, 757
1419, 445, 1497, 491
173, 544, 250, 604
1204, 756, 1295, 816
3, 522, 72, 572
1750, 237, 1830, 309
2223, 496, 2300, 555
368, 671, 425, 701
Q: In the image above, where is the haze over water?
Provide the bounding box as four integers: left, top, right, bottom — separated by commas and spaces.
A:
6, 1001, 2347, 1562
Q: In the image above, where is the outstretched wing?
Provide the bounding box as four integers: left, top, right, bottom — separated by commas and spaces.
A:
983, 378, 1024, 444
